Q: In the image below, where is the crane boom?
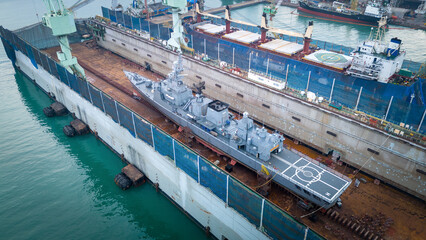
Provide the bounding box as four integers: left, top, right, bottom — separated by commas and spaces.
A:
42, 0, 86, 78
69, 0, 96, 12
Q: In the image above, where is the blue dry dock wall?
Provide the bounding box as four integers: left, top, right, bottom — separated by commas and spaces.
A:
189, 30, 426, 133
0, 26, 326, 240
103, 8, 172, 41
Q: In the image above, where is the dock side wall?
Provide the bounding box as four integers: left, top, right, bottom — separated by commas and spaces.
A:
96, 25, 425, 200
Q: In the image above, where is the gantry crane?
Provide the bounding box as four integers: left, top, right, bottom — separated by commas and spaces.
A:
162, 0, 188, 52
41, 0, 86, 78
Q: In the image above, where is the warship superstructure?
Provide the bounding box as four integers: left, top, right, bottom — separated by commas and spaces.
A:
125, 55, 351, 208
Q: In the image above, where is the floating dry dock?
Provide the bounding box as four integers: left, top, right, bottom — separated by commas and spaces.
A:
1, 15, 425, 240
89, 10, 426, 204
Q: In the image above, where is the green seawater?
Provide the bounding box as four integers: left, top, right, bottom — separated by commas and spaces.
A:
0, 0, 209, 239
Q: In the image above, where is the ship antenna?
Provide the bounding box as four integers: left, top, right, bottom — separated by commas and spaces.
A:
193, 81, 205, 95
171, 54, 184, 82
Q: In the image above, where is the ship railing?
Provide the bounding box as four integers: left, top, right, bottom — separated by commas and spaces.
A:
350, 63, 382, 71
347, 67, 379, 78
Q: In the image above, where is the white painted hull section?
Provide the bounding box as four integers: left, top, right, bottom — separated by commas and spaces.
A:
14, 50, 270, 240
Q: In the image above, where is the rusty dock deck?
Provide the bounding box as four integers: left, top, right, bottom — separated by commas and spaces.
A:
43, 42, 426, 240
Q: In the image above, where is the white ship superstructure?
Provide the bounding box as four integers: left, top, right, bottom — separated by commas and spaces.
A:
347, 18, 406, 83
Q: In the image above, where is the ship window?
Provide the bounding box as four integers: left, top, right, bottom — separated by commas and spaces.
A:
121, 43, 126, 46
237, 93, 243, 98
133, 48, 138, 52
262, 103, 270, 109
313, 195, 321, 201
295, 185, 301, 190
147, 54, 151, 58
303, 189, 311, 196
112, 38, 116, 42
215, 84, 221, 88
292, 116, 301, 122
162, 60, 167, 64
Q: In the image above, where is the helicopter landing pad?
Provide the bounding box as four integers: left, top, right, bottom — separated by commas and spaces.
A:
304, 50, 352, 69
268, 148, 351, 202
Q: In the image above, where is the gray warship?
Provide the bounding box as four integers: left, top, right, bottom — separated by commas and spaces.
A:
125, 55, 351, 209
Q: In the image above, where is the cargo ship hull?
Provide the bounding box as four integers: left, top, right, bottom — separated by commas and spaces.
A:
298, 1, 380, 24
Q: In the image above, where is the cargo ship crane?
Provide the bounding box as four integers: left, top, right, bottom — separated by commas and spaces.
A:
42, 0, 86, 78
194, 2, 313, 54
260, 12, 314, 54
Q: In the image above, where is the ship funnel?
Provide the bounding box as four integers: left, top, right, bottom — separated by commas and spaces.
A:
387, 37, 402, 57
